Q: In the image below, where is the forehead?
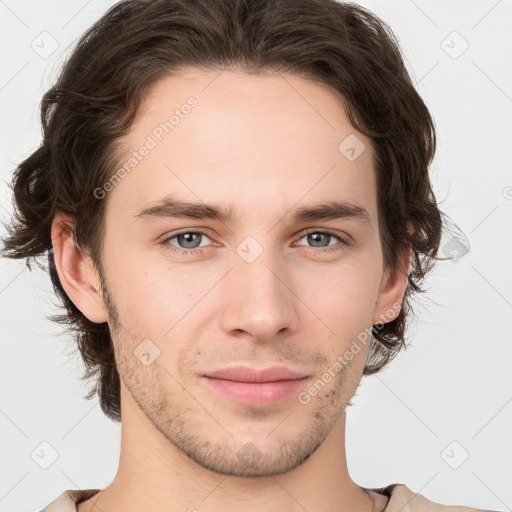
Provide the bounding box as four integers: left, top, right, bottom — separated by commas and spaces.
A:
108, 68, 377, 224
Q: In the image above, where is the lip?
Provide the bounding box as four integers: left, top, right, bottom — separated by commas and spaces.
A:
203, 366, 308, 382
201, 366, 310, 407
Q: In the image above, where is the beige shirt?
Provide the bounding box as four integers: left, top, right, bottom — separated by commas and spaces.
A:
40, 483, 500, 511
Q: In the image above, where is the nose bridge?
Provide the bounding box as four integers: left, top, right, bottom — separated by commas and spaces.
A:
219, 237, 297, 339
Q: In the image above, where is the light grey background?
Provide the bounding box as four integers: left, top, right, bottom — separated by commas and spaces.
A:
0, 1, 511, 511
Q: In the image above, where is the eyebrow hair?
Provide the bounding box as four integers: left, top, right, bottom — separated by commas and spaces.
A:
134, 194, 371, 227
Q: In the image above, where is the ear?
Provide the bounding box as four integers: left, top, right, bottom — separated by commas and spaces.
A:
50, 211, 108, 324
372, 242, 412, 326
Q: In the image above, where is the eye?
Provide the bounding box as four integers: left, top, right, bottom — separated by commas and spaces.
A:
294, 230, 348, 253
160, 229, 349, 258
162, 230, 213, 256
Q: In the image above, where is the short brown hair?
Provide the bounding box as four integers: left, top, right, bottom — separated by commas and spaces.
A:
1, 0, 466, 422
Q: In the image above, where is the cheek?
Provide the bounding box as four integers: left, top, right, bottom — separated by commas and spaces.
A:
104, 249, 176, 336
113, 255, 220, 341
304, 263, 380, 356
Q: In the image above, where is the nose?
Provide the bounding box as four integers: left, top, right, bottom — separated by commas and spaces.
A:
219, 252, 298, 342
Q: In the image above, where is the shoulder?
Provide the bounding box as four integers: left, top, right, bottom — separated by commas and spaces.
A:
39, 489, 101, 512
379, 483, 501, 512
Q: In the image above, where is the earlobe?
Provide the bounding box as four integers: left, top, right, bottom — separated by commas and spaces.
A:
50, 211, 108, 324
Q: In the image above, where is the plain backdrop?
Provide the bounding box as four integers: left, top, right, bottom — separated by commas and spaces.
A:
0, 1, 511, 511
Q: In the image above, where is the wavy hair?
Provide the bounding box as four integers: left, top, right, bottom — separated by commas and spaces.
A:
1, 0, 467, 422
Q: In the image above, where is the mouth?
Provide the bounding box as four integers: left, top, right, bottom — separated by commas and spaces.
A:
201, 366, 310, 407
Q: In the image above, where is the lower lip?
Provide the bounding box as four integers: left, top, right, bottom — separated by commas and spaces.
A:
202, 376, 309, 407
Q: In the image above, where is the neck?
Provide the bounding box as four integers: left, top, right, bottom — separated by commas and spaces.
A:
78, 387, 380, 512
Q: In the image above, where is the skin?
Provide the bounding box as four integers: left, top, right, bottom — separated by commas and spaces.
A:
51, 68, 411, 512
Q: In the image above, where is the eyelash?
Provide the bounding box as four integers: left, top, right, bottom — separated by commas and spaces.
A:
160, 229, 349, 257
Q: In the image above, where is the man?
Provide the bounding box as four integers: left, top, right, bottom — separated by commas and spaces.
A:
1, 0, 498, 511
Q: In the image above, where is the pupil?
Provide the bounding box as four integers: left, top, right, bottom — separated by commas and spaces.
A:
181, 233, 198, 248
310, 233, 327, 247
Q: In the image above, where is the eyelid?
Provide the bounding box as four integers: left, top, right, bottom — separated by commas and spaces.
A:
160, 227, 214, 243
161, 229, 215, 248
161, 227, 350, 256
296, 227, 350, 243
161, 227, 349, 244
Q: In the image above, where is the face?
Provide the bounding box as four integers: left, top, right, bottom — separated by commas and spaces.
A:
91, 69, 403, 477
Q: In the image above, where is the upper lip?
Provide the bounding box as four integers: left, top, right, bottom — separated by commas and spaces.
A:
203, 366, 308, 383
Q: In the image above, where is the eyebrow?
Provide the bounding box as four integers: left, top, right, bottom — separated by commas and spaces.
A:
134, 194, 371, 226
